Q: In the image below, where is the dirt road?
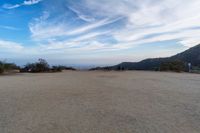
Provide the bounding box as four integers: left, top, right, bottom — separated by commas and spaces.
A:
0, 71, 200, 133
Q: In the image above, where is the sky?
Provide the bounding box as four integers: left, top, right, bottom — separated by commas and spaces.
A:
0, 0, 200, 66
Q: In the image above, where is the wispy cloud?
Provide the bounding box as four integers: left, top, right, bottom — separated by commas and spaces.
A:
78, 0, 200, 48
0, 40, 24, 51
2, 0, 43, 9
68, 7, 95, 22
29, 11, 121, 40
0, 25, 19, 30
2, 4, 21, 9
30, 0, 200, 48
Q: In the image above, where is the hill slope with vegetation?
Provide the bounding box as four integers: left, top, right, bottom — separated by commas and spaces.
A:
91, 44, 200, 72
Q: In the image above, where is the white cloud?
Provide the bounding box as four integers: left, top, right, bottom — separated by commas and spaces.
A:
0, 40, 24, 52
65, 18, 118, 36
81, 0, 200, 48
31, 0, 200, 51
68, 7, 95, 22
2, 4, 20, 9
23, 0, 43, 5
2, 0, 43, 9
29, 13, 120, 40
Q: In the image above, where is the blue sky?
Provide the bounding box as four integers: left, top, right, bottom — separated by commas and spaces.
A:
0, 0, 200, 66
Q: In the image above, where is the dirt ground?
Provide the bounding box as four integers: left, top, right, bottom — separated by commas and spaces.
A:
0, 71, 200, 133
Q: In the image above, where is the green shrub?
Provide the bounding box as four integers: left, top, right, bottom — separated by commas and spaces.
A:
51, 66, 76, 72
0, 61, 19, 74
51, 66, 63, 72
160, 60, 185, 72
191, 66, 200, 73
0, 62, 4, 74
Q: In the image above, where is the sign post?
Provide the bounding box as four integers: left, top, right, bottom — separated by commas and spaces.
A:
188, 63, 191, 72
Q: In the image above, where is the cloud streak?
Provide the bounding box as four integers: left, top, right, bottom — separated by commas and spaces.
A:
68, 7, 95, 22
0, 25, 19, 30
29, 11, 121, 40
3, 0, 43, 9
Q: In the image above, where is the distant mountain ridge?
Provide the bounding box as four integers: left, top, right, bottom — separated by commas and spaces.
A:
91, 44, 200, 71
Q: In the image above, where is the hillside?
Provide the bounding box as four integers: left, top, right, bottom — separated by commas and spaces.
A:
170, 44, 200, 66
91, 44, 200, 71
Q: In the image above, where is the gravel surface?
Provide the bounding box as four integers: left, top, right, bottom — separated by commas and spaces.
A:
0, 71, 200, 133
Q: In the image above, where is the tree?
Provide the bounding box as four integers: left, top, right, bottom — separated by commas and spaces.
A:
36, 59, 50, 72
21, 59, 50, 73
